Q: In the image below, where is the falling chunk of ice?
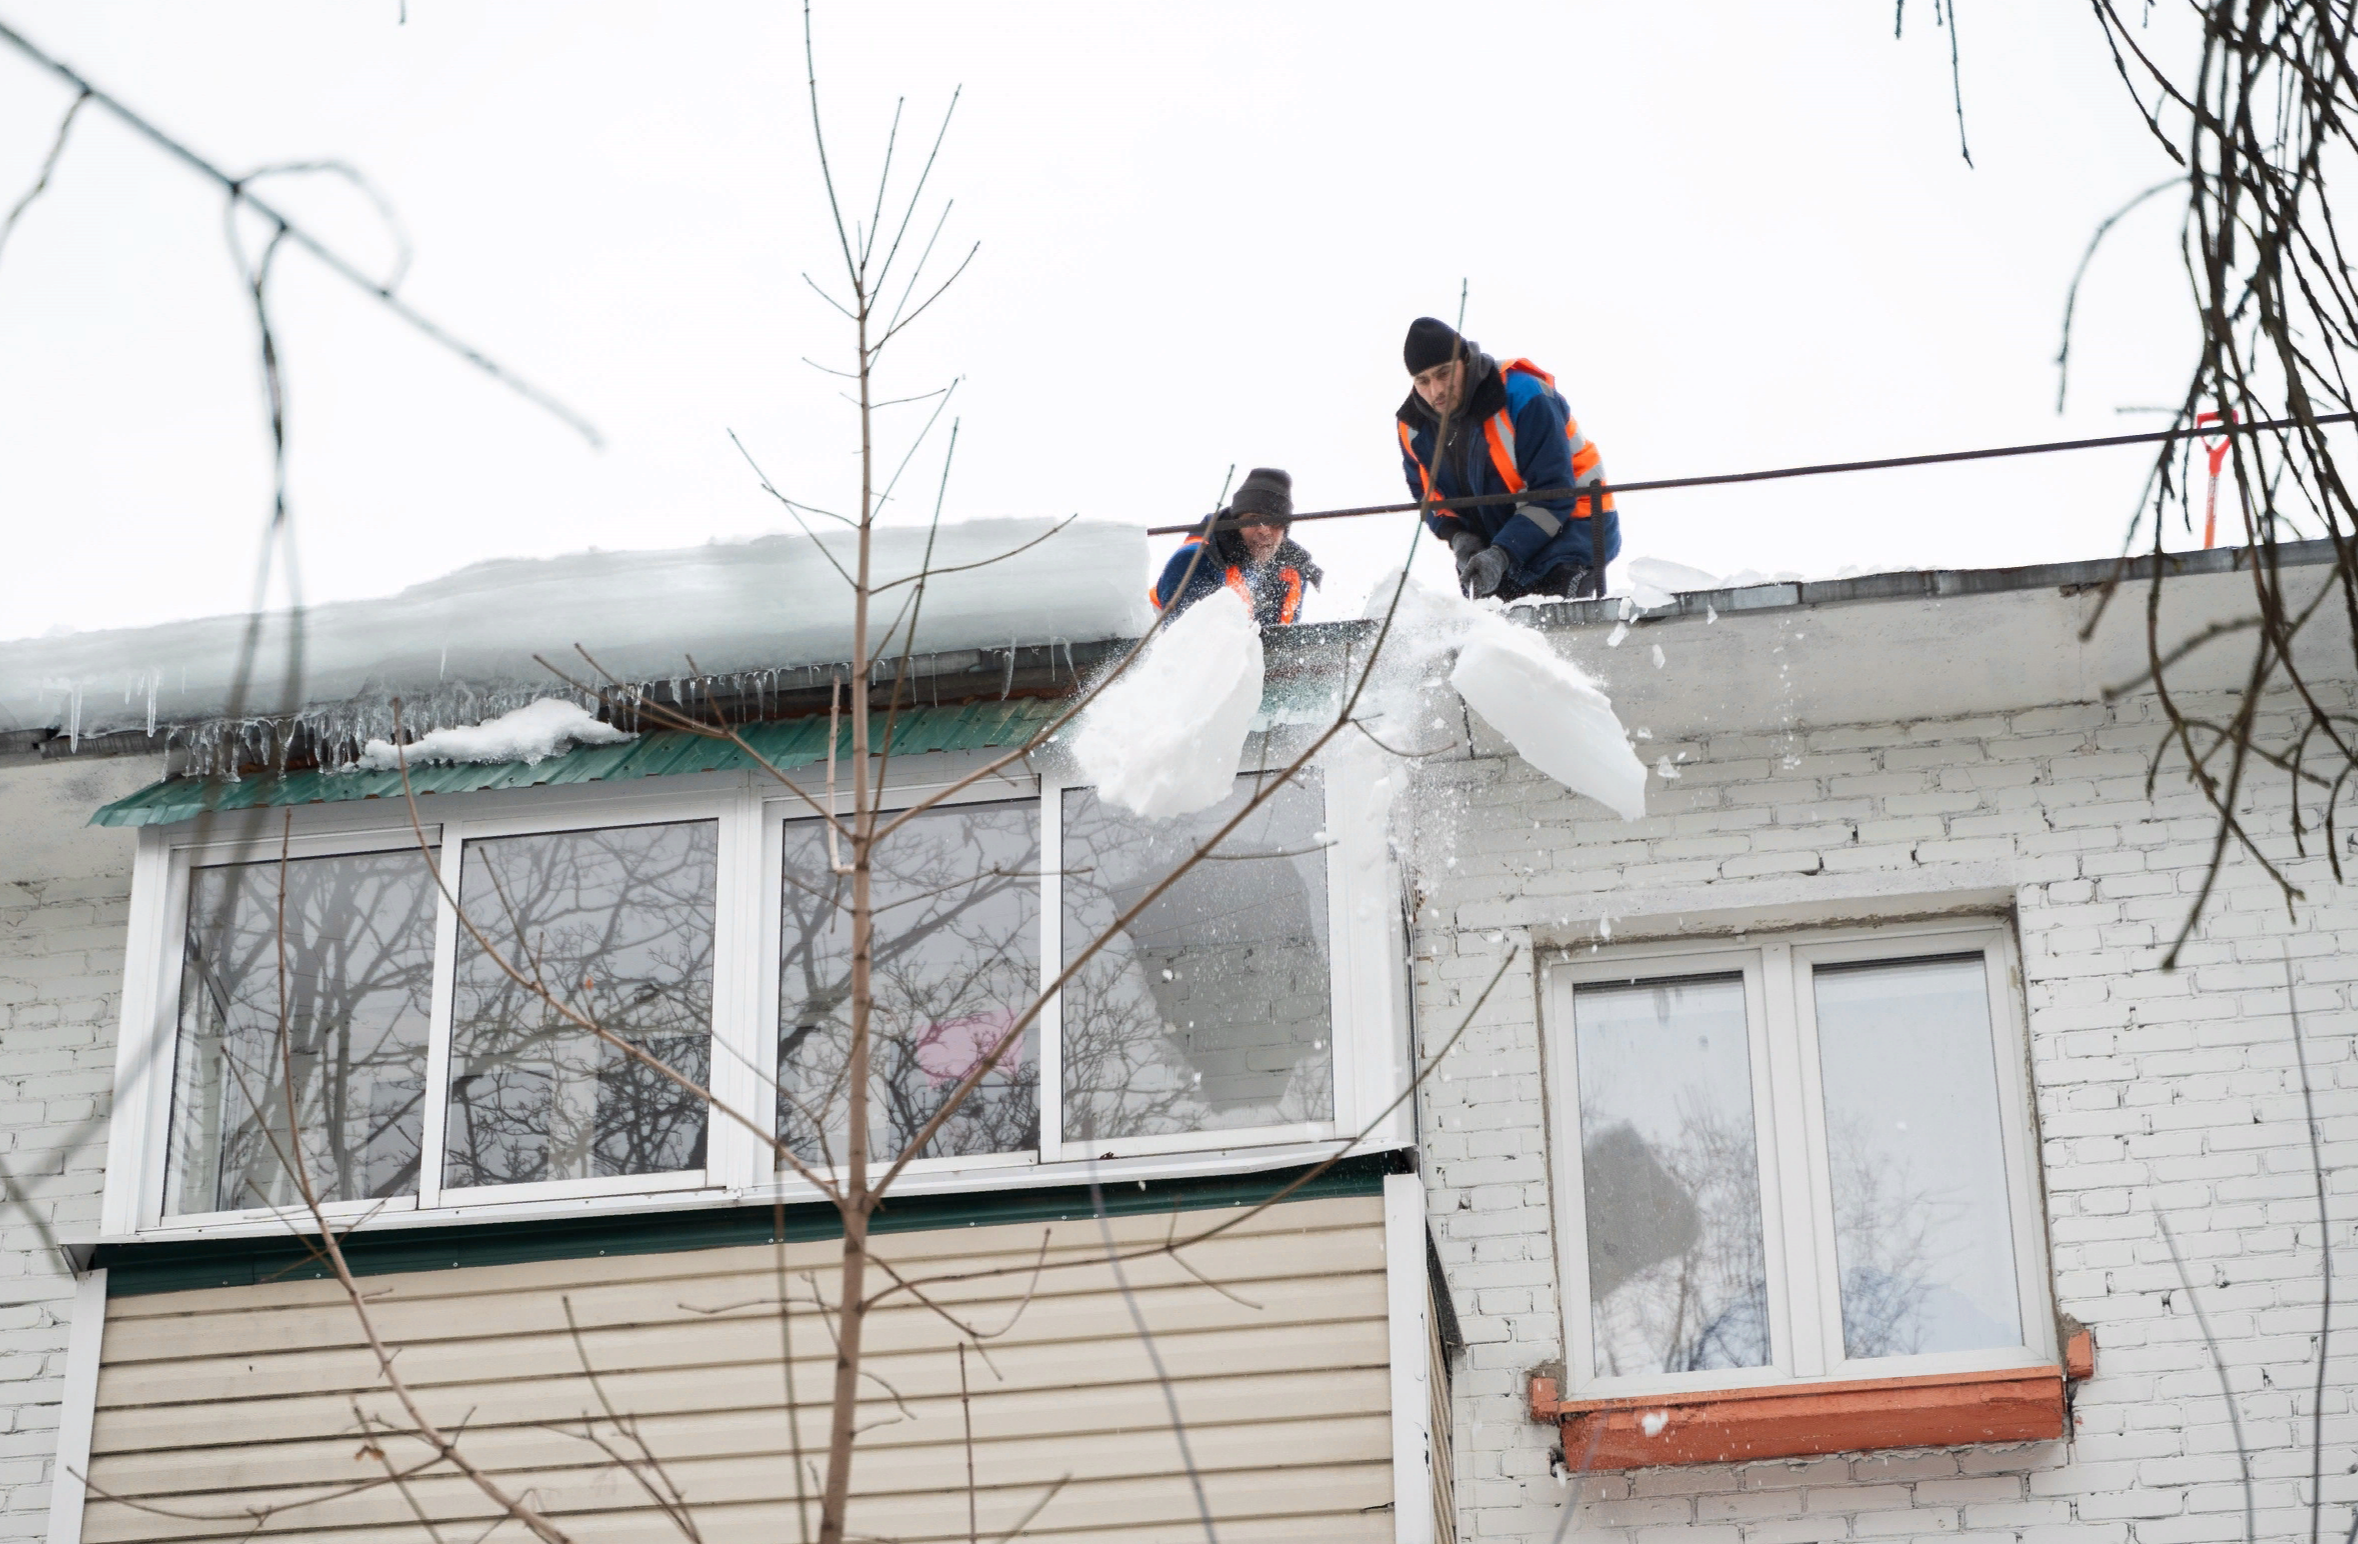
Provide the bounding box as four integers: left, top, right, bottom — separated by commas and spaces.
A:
355, 698, 635, 770
1606, 621, 1630, 648
1641, 1410, 1669, 1436
1356, 573, 1646, 822
1655, 755, 1682, 780
1451, 629, 1647, 820
1072, 587, 1263, 818
1650, 643, 1666, 669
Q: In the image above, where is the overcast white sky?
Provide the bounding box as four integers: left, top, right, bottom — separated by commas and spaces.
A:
0, 2, 2203, 643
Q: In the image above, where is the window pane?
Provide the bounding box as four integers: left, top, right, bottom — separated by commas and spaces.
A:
446, 821, 716, 1189
1061, 772, 1331, 1142
1571, 975, 1770, 1377
168, 851, 436, 1216
778, 802, 1040, 1165
1815, 954, 2023, 1358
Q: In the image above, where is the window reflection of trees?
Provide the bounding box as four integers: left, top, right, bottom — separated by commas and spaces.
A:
1574, 976, 1769, 1379
778, 803, 1040, 1165
1060, 773, 1333, 1144
1582, 1104, 1771, 1377
446, 821, 717, 1189
1826, 1111, 1946, 1358
169, 851, 437, 1215
1817, 955, 2020, 1358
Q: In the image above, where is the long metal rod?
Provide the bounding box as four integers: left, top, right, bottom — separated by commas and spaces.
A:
0, 13, 604, 448
1148, 408, 2358, 536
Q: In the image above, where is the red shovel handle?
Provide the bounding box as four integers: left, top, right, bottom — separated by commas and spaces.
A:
2196, 409, 2233, 476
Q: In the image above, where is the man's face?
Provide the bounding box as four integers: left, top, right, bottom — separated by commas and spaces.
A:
1237, 516, 1285, 563
1412, 358, 1465, 416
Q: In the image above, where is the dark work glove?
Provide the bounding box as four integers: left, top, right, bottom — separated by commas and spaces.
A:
1449, 529, 1487, 588
1462, 544, 1510, 599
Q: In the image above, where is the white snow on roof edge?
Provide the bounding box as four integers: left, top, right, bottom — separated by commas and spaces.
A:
0, 519, 1150, 760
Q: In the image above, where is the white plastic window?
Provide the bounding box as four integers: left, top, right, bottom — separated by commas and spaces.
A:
776, 798, 1042, 1166
1545, 923, 2053, 1398
116, 756, 1401, 1236
165, 848, 437, 1217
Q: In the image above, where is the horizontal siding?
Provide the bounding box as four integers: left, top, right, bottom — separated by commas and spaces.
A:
86, 1194, 1392, 1544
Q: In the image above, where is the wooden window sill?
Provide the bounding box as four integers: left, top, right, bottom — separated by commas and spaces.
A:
1529, 1334, 2092, 1470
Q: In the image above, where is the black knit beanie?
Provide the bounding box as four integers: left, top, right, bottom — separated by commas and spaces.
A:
1228, 467, 1293, 524
1404, 316, 1467, 375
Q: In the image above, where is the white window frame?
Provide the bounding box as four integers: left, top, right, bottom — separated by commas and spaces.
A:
1541, 919, 2055, 1401
425, 790, 756, 1211
1039, 768, 1357, 1165
102, 745, 1410, 1241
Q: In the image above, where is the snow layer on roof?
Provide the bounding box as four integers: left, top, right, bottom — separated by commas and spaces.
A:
0, 520, 1150, 762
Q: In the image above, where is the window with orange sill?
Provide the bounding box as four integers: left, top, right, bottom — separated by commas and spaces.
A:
1536, 921, 2077, 1467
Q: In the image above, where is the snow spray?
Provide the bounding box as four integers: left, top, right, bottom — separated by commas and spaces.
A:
1363, 574, 1647, 822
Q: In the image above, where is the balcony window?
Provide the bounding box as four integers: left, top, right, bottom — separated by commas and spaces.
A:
444, 820, 718, 1191
777, 799, 1041, 1165
1058, 771, 1332, 1147
166, 849, 438, 1216
118, 756, 1388, 1235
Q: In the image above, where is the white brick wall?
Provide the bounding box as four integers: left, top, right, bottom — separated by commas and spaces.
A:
0, 757, 155, 1540
1411, 678, 2358, 1544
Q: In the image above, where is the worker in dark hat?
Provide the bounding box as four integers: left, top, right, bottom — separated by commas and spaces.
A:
1396, 317, 1619, 601
1151, 467, 1323, 627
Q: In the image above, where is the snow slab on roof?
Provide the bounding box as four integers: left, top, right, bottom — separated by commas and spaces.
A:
1, 519, 1150, 753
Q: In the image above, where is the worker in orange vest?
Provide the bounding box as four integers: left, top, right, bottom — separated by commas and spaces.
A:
1151, 467, 1323, 626
1396, 317, 1619, 601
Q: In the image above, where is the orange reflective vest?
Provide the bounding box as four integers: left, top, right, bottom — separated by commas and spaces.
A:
1149, 537, 1307, 625
1398, 358, 1613, 519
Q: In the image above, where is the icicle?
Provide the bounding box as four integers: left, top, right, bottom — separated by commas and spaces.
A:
67, 686, 81, 752
145, 671, 159, 737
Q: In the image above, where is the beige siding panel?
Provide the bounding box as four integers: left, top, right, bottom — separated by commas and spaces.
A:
88, 1195, 1393, 1544
83, 1414, 1394, 1534
95, 1269, 1384, 1407
100, 1207, 1386, 1365
91, 1319, 1382, 1451
90, 1367, 1394, 1496
80, 1512, 1389, 1544
86, 1472, 1393, 1544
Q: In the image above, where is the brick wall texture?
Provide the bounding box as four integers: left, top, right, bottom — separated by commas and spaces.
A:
1411, 679, 2358, 1544
0, 757, 155, 1540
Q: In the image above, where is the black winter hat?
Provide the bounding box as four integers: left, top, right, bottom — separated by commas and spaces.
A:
1404, 316, 1468, 375
1228, 467, 1293, 524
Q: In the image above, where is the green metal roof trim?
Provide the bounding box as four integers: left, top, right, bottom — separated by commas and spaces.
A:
89, 697, 1070, 829
87, 671, 1346, 830
92, 1152, 1397, 1297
